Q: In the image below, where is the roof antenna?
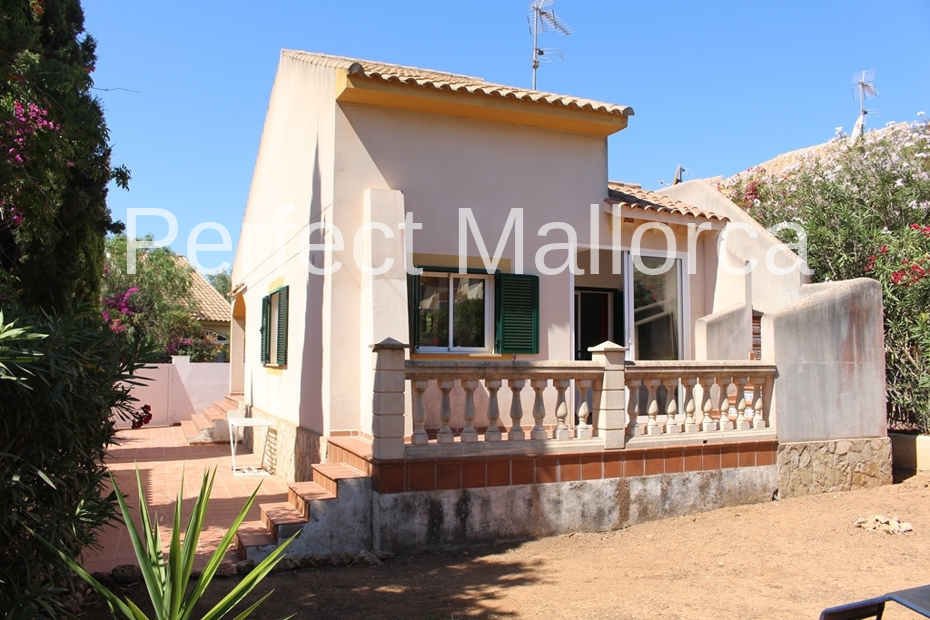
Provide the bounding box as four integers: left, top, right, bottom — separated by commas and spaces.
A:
659, 165, 687, 186
849, 70, 879, 146
528, 0, 573, 90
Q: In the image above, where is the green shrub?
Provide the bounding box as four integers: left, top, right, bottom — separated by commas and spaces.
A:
0, 307, 152, 618
720, 117, 930, 431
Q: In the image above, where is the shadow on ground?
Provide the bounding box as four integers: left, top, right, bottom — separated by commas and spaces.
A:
78, 543, 541, 619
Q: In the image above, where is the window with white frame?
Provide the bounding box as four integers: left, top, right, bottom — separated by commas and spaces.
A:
415, 272, 494, 352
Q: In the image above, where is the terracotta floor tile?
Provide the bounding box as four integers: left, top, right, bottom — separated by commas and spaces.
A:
79, 426, 289, 573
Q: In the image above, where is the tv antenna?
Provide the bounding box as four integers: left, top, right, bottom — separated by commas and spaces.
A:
849, 70, 879, 145
528, 0, 573, 90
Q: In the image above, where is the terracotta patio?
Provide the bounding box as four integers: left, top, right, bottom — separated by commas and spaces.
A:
80, 425, 290, 574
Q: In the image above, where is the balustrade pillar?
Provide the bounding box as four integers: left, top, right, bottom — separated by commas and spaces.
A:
752, 377, 767, 429
700, 376, 717, 432
485, 379, 503, 441
682, 377, 699, 433
590, 342, 627, 449
626, 378, 643, 437
576, 379, 593, 439
663, 378, 681, 434
553, 379, 570, 440
734, 376, 751, 431
438, 379, 455, 444
718, 377, 734, 431
530, 379, 549, 440
508, 379, 526, 441
461, 379, 479, 443
412, 379, 429, 445
645, 379, 662, 435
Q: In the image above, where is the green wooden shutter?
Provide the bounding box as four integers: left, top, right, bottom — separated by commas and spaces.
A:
275, 286, 289, 365
260, 295, 271, 364
496, 273, 539, 354
407, 273, 419, 350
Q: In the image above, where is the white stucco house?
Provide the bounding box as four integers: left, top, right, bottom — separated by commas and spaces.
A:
226, 51, 889, 558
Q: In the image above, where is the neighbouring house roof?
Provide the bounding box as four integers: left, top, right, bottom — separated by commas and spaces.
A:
282, 50, 634, 136
175, 256, 230, 324
607, 181, 727, 222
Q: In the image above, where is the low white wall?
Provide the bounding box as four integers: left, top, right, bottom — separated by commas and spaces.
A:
762, 279, 886, 442
117, 360, 230, 428
695, 304, 752, 361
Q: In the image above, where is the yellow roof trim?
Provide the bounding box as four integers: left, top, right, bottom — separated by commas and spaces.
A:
336, 73, 630, 137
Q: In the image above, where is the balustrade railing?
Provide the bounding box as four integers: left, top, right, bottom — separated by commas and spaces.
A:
405, 360, 605, 446
368, 339, 777, 460
623, 361, 776, 439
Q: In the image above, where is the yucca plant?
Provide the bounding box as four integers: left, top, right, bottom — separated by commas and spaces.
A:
38, 467, 296, 619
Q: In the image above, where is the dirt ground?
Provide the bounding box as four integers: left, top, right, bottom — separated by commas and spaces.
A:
79, 472, 930, 619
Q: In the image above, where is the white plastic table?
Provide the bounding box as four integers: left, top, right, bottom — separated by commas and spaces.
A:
228, 417, 273, 476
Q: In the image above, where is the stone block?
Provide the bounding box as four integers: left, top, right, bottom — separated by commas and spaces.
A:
371, 414, 406, 439
602, 429, 625, 449
371, 392, 405, 416
598, 389, 627, 411
372, 437, 405, 461
373, 369, 406, 394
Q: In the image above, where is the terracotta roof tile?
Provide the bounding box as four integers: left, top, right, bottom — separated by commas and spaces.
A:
282, 50, 634, 119
607, 182, 726, 222
175, 256, 230, 323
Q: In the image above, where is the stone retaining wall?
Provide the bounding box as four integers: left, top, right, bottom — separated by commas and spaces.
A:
372, 466, 777, 552
776, 437, 892, 498
243, 406, 322, 482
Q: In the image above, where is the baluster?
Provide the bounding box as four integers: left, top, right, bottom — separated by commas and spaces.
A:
508, 379, 526, 441
576, 379, 593, 439
663, 378, 681, 434
700, 376, 717, 432
554, 379, 570, 439
412, 379, 430, 445
734, 376, 751, 430
646, 379, 662, 435
530, 379, 549, 440
626, 378, 643, 436
461, 379, 479, 443
752, 377, 767, 429
484, 379, 503, 441
682, 377, 699, 433
438, 379, 455, 444
718, 377, 734, 431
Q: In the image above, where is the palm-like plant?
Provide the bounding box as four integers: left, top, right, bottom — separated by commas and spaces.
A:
39, 467, 295, 619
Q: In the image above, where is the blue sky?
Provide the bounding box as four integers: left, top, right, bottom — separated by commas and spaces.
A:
83, 1, 930, 273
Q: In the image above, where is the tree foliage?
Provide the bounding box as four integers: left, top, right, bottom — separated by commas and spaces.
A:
0, 0, 129, 311
720, 117, 930, 431
207, 270, 231, 300
102, 235, 222, 361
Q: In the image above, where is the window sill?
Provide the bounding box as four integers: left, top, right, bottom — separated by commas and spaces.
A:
411, 352, 506, 360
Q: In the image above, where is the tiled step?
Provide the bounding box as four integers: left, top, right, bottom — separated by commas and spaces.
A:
260, 502, 307, 540
214, 399, 237, 414
179, 420, 201, 443
202, 407, 226, 423
191, 412, 212, 431
235, 521, 277, 560
225, 394, 244, 409
288, 481, 335, 519
312, 463, 368, 496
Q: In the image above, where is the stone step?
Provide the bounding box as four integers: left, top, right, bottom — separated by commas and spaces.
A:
234, 520, 277, 561
311, 463, 368, 497
260, 501, 307, 541
288, 481, 336, 520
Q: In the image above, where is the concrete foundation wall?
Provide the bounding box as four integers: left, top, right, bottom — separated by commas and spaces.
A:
777, 437, 892, 498
372, 466, 777, 552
